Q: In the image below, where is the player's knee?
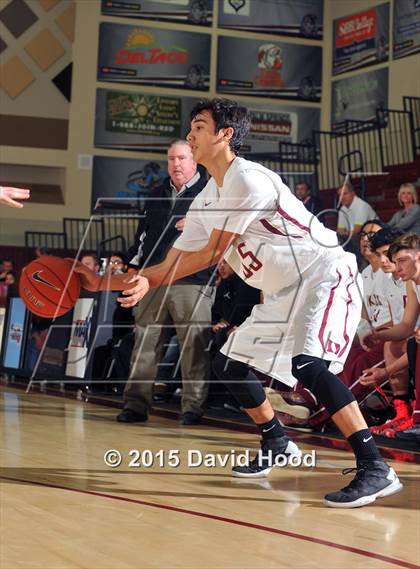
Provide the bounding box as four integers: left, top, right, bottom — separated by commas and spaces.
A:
291, 354, 327, 389
292, 354, 355, 415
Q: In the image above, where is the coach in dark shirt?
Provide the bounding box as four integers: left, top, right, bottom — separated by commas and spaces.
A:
295, 181, 322, 216
119, 140, 214, 426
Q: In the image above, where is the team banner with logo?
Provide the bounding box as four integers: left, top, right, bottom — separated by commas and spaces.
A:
393, 0, 420, 60
333, 3, 389, 75
217, 36, 322, 100
101, 0, 213, 26
331, 67, 388, 130
91, 156, 168, 213
218, 0, 323, 39
95, 88, 201, 152
97, 23, 211, 90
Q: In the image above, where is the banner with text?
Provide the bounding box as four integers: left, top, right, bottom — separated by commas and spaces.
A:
333, 3, 389, 75
97, 23, 211, 90
243, 104, 320, 153
95, 88, 201, 152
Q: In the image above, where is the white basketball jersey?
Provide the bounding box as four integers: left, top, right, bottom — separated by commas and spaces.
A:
361, 266, 392, 327
175, 157, 342, 295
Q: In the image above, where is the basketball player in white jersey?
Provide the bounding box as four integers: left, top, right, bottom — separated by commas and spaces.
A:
362, 233, 420, 441
360, 228, 412, 437
75, 99, 402, 508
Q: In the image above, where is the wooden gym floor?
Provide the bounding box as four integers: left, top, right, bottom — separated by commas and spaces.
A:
0, 387, 419, 569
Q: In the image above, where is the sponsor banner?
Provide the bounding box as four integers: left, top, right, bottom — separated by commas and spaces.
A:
2, 298, 26, 369
91, 156, 167, 212
95, 88, 200, 152
101, 0, 213, 26
218, 0, 323, 39
333, 3, 389, 75
393, 0, 420, 60
217, 36, 322, 101
105, 92, 181, 138
244, 104, 320, 153
97, 23, 211, 90
65, 299, 94, 378
331, 67, 388, 130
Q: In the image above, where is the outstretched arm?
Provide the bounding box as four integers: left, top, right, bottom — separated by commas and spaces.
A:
118, 228, 237, 307
73, 228, 238, 305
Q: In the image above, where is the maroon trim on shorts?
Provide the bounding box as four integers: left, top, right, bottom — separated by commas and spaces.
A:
338, 265, 354, 358
318, 269, 342, 356
277, 205, 310, 233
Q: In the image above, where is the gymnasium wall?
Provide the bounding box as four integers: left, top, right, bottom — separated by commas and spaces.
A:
0, 0, 419, 246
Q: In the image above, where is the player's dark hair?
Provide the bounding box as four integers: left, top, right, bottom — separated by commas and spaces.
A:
388, 233, 420, 260
370, 227, 404, 251
359, 219, 388, 234
110, 251, 126, 264
190, 98, 251, 155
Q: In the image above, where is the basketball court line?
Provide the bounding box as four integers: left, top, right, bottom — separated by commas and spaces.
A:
6, 384, 419, 464
0, 473, 417, 569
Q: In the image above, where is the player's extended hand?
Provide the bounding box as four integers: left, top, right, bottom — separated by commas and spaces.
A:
117, 273, 150, 307
0, 186, 30, 208
360, 330, 381, 351
359, 367, 387, 386
70, 260, 100, 292
415, 327, 420, 344
212, 319, 230, 333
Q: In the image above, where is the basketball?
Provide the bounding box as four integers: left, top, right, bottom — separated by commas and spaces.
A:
19, 256, 80, 318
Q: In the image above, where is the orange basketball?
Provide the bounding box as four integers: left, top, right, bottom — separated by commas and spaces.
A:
19, 256, 81, 318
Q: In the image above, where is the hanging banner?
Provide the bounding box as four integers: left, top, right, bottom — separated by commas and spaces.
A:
218, 0, 323, 39
331, 67, 388, 130
333, 3, 389, 75
217, 36, 322, 100
97, 23, 211, 90
95, 88, 200, 152
91, 156, 167, 212
105, 92, 182, 138
393, 0, 420, 60
243, 104, 320, 153
101, 0, 213, 26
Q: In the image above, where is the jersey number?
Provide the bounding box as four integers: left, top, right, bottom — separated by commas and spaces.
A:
238, 242, 263, 279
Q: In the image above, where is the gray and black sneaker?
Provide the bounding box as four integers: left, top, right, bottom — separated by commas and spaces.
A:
324, 460, 402, 508
395, 424, 420, 444
232, 436, 302, 478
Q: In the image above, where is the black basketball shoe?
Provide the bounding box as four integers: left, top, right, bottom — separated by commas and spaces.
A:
395, 424, 420, 443
232, 436, 302, 478
324, 460, 402, 508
